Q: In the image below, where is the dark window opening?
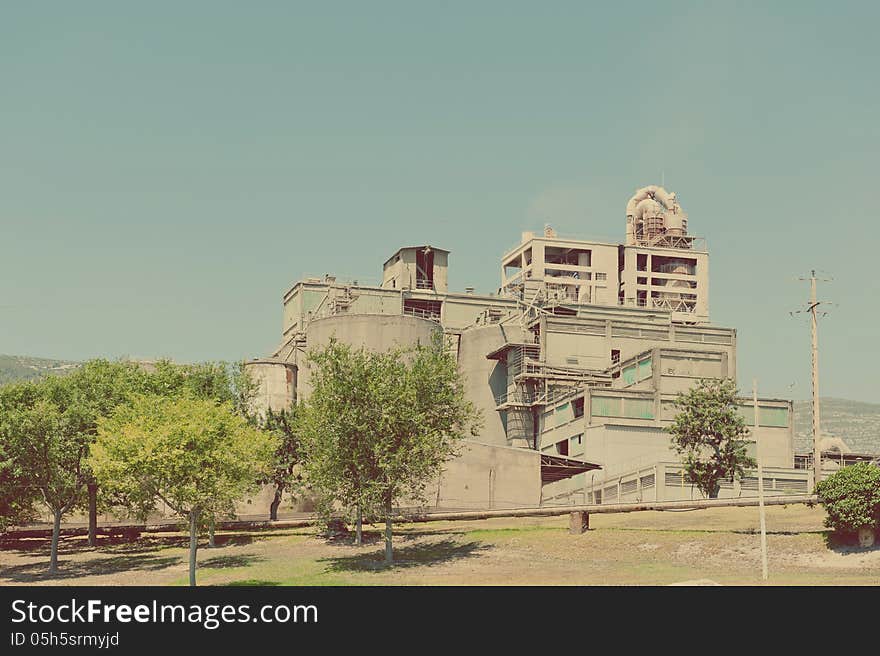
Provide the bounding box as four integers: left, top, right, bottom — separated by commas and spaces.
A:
555, 439, 569, 456
650, 255, 696, 276
611, 349, 620, 365
415, 248, 435, 290
573, 397, 585, 418
544, 247, 591, 266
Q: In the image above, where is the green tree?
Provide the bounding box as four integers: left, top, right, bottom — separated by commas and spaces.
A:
815, 462, 880, 546
0, 357, 258, 569
0, 383, 43, 532
665, 378, 755, 499
300, 335, 481, 563
0, 360, 150, 566
0, 378, 94, 573
89, 394, 277, 586
260, 407, 304, 521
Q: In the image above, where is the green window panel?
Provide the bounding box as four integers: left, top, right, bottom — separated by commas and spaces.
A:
622, 397, 654, 419
637, 358, 652, 381
737, 406, 755, 425
555, 403, 570, 426
622, 365, 637, 385
758, 406, 788, 427
737, 405, 789, 428
592, 396, 620, 417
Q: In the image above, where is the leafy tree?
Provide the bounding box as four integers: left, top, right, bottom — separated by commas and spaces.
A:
300, 334, 481, 563
64, 360, 148, 546
0, 357, 259, 569
665, 378, 755, 499
0, 360, 150, 565
89, 394, 278, 586
259, 407, 304, 521
815, 462, 880, 546
0, 383, 44, 532
0, 378, 93, 573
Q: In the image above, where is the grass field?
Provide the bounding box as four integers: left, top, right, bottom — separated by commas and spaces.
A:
2, 505, 879, 586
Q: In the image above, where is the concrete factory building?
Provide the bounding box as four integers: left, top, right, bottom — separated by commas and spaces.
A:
247, 185, 809, 511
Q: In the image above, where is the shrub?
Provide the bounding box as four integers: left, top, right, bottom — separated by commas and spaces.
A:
815, 462, 880, 537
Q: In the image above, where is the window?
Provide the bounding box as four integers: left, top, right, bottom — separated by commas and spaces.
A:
555, 403, 571, 426
573, 397, 585, 418
595, 272, 607, 282
555, 439, 569, 456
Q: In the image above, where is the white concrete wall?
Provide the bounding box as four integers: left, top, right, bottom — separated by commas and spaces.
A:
457, 323, 525, 447
431, 441, 542, 510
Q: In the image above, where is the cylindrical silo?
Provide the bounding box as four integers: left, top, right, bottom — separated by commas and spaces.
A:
243, 359, 297, 416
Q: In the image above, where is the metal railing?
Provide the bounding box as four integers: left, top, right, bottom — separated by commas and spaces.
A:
402, 306, 441, 322
618, 297, 697, 313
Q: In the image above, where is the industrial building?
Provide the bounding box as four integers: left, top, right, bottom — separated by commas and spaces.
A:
246, 185, 811, 512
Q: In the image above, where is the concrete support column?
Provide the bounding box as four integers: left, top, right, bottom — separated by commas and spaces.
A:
605, 320, 612, 360
569, 511, 590, 534
655, 463, 665, 502
585, 388, 593, 427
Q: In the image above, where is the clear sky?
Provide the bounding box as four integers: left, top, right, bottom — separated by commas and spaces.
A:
2, 2, 878, 403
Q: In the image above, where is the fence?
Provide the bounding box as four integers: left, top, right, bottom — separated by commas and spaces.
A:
543, 461, 813, 507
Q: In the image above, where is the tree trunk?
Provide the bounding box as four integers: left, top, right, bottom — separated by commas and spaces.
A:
208, 515, 215, 548
384, 497, 393, 565
189, 510, 199, 587
270, 487, 282, 521
87, 483, 98, 547
355, 505, 363, 547
708, 483, 720, 499
49, 509, 62, 574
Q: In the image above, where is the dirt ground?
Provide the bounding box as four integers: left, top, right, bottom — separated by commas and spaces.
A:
2, 505, 879, 586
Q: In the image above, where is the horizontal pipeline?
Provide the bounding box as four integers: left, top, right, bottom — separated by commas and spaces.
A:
2, 495, 818, 539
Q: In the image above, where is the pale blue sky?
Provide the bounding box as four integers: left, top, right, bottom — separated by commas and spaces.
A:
1, 2, 878, 402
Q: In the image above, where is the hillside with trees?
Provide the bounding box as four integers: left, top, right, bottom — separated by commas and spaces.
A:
0, 355, 80, 385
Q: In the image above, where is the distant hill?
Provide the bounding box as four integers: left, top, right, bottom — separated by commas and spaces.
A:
0, 354, 81, 385
793, 398, 880, 455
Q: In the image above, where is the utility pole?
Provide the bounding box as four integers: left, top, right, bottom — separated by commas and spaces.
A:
753, 379, 768, 582
793, 270, 830, 491
809, 271, 821, 490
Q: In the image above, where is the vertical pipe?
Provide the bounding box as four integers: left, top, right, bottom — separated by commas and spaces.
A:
754, 379, 768, 581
